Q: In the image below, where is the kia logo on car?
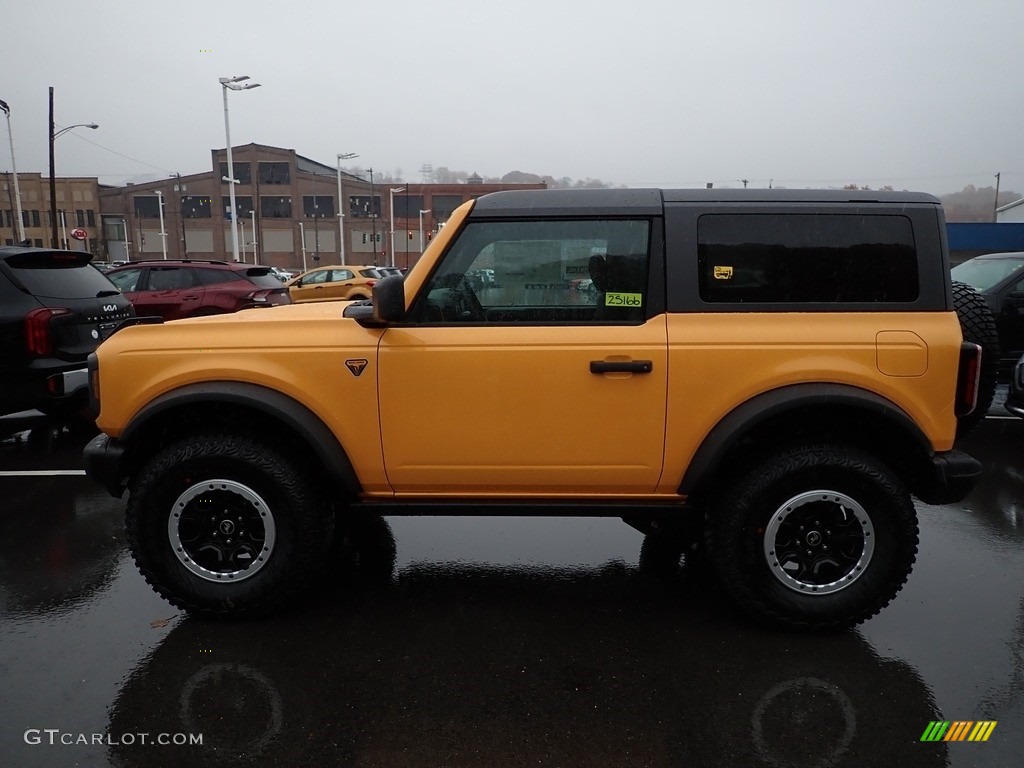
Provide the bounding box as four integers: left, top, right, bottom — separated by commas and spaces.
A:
102, 304, 117, 312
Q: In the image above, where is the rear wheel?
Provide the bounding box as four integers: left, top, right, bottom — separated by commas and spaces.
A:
953, 280, 999, 436
126, 434, 332, 616
707, 443, 918, 631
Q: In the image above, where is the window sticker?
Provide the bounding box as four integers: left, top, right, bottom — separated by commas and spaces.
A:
605, 292, 643, 307
713, 265, 734, 280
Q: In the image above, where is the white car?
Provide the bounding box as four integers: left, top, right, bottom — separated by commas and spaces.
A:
269, 267, 295, 282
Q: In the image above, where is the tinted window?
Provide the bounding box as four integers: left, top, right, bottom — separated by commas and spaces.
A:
698, 214, 919, 303
412, 219, 650, 324
5, 252, 120, 299
951, 256, 1024, 293
108, 268, 143, 292
244, 268, 285, 289
147, 267, 198, 291
195, 268, 239, 286
357, 268, 381, 278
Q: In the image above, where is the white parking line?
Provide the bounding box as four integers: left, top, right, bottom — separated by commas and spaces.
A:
0, 470, 87, 477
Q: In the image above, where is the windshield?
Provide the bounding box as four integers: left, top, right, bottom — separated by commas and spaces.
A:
952, 256, 1024, 292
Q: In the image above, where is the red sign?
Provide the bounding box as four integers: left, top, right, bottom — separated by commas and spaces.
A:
70, 228, 88, 241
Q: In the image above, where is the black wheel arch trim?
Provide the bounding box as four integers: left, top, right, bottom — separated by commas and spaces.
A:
120, 381, 362, 494
678, 383, 934, 497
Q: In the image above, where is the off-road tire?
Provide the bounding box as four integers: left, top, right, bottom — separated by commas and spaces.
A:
126, 434, 332, 616
707, 443, 918, 631
952, 280, 999, 436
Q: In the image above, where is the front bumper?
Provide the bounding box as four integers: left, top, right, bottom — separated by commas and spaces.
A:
915, 449, 983, 505
83, 433, 127, 498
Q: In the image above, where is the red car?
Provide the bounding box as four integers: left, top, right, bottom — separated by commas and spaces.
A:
106, 260, 291, 321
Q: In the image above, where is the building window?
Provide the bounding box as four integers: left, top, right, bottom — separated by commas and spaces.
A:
260, 196, 292, 218
76, 210, 86, 227
31, 210, 41, 227
349, 195, 381, 219
431, 194, 463, 220
221, 196, 254, 218
22, 211, 29, 227
86, 210, 96, 227
181, 196, 212, 218
134, 196, 161, 219
393, 194, 425, 220
258, 162, 290, 185
34, 239, 43, 247
303, 195, 335, 218
220, 162, 252, 185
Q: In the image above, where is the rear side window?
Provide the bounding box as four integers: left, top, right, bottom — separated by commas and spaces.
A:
243, 268, 286, 289
147, 267, 199, 291
4, 252, 119, 299
698, 214, 919, 303
195, 268, 240, 286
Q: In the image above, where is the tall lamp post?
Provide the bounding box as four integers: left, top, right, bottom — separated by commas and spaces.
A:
48, 87, 97, 248
219, 75, 260, 262
336, 152, 357, 265
419, 209, 431, 255
388, 186, 406, 268
154, 190, 168, 259
1, 99, 26, 244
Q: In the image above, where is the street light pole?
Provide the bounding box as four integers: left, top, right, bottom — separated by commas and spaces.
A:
389, 186, 406, 268
299, 221, 307, 272
367, 168, 377, 265
337, 152, 357, 265
251, 209, 258, 265
419, 209, 430, 255
155, 190, 168, 259
47, 86, 98, 248
219, 75, 260, 262
0, 99, 26, 244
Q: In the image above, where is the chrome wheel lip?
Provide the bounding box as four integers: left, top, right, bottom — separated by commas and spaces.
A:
168, 479, 276, 583
762, 489, 875, 595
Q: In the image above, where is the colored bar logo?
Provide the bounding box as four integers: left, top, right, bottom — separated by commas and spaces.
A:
921, 721, 997, 742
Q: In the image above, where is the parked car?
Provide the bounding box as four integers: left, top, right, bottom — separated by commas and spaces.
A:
286, 264, 381, 302
268, 266, 295, 282
950, 251, 1024, 367
105, 259, 290, 321
0, 246, 133, 418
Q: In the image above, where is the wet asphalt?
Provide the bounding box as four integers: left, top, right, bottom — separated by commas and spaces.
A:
1, 401, 1022, 767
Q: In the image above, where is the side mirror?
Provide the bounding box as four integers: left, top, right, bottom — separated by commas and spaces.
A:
294, 278, 303, 287
373, 275, 407, 323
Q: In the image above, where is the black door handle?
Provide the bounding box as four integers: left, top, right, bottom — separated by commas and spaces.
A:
590, 360, 653, 374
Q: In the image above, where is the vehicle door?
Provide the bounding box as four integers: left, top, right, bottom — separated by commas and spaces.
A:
107, 267, 145, 309
326, 268, 357, 299
378, 217, 668, 495
291, 269, 331, 302
135, 266, 205, 320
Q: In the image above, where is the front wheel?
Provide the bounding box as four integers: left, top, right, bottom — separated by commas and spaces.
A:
706, 444, 918, 631
126, 434, 332, 616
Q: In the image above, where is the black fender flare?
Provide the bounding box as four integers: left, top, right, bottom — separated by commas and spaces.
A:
678, 383, 933, 496
121, 381, 362, 494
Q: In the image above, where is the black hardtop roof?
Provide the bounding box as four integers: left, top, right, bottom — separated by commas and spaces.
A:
469, 188, 941, 217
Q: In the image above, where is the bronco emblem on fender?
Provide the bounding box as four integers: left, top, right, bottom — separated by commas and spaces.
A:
345, 359, 369, 377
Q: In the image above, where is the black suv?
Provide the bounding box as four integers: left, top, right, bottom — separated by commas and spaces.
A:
0, 247, 133, 419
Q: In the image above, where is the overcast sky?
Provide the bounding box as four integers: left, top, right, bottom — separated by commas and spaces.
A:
3, 0, 1022, 195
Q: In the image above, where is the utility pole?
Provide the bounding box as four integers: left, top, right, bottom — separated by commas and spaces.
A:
173, 172, 187, 257
368, 168, 376, 265
994, 172, 1002, 223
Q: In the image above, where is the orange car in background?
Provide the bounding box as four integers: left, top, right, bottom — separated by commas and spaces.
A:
286, 264, 382, 302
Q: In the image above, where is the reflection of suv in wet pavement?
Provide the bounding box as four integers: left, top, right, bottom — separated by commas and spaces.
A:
105, 259, 290, 321
85, 189, 996, 630
0, 247, 133, 419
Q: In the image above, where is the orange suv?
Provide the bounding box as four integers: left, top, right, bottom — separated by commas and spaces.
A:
286, 264, 382, 303
85, 189, 994, 631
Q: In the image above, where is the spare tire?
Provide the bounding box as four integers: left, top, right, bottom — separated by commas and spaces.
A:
952, 280, 999, 436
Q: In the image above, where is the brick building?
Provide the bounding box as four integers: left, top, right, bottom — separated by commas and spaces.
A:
98, 143, 546, 272
1, 173, 102, 251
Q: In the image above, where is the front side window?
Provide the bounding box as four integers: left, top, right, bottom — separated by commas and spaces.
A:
698, 213, 919, 304
410, 219, 650, 324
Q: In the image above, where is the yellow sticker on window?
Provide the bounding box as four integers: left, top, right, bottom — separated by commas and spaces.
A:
713, 266, 734, 280
605, 292, 643, 307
